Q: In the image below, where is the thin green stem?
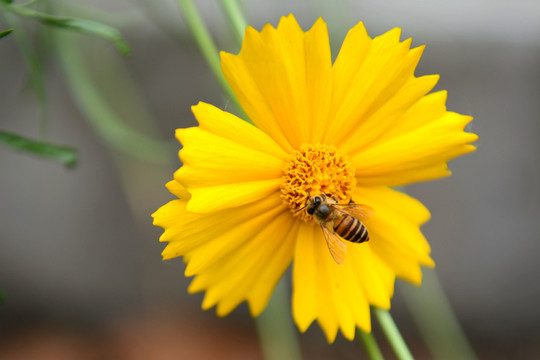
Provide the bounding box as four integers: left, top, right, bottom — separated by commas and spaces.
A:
254, 279, 303, 360
398, 270, 477, 360
358, 330, 384, 360
54, 30, 172, 164
221, 0, 247, 44
176, 0, 235, 102
373, 307, 414, 360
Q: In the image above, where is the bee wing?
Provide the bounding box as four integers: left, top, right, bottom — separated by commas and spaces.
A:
320, 225, 347, 265
331, 203, 374, 220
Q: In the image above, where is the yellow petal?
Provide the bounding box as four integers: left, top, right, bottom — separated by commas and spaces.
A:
152, 194, 284, 260
353, 186, 435, 285
293, 223, 338, 342
184, 199, 286, 277
331, 21, 372, 105
327, 27, 423, 144
221, 15, 333, 149
292, 223, 318, 332
351, 109, 477, 186
348, 245, 395, 309
192, 102, 288, 160
175, 127, 284, 188
174, 116, 286, 212
187, 211, 295, 317
338, 74, 440, 156
165, 180, 191, 199
184, 179, 282, 213
292, 223, 373, 342
368, 90, 448, 144
302, 18, 333, 144
247, 219, 300, 316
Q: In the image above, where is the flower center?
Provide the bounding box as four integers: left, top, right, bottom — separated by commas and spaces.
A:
280, 143, 356, 222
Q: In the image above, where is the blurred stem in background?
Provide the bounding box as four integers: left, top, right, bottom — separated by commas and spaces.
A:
255, 279, 303, 360
389, 182, 477, 359
176, 0, 236, 108
358, 330, 384, 360
54, 30, 173, 164
399, 269, 477, 360
176, 0, 249, 123
221, 0, 247, 44
373, 308, 414, 360
50, 0, 179, 313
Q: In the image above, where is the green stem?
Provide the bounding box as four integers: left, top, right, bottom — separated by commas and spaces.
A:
176, 0, 235, 102
373, 307, 414, 360
54, 31, 172, 163
398, 270, 477, 360
358, 330, 384, 360
254, 279, 303, 360
221, 0, 247, 44
176, 0, 249, 123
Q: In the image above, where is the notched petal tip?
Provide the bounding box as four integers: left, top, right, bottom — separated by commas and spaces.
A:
312, 16, 327, 27
190, 101, 207, 113
260, 22, 277, 34
281, 13, 298, 24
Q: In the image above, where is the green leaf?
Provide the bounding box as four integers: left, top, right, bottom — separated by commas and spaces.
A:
0, 130, 77, 167
0, 3, 130, 54
0, 29, 13, 38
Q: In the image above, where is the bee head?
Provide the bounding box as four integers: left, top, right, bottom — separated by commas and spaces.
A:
307, 195, 322, 215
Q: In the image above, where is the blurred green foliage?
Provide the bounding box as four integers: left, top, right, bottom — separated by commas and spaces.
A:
0, 1, 130, 53
0, 28, 12, 37
0, 130, 77, 167
0, 0, 141, 166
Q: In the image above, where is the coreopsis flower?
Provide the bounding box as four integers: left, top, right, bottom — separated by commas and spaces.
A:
152, 14, 477, 342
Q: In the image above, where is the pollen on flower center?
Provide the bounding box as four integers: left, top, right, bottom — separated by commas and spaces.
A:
280, 143, 356, 222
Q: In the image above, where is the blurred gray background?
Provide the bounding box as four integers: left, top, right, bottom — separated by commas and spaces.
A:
1, 0, 539, 358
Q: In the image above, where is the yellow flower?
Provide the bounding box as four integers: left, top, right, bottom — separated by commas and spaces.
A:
152, 14, 477, 342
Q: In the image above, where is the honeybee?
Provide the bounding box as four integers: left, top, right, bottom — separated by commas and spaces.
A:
300, 192, 373, 265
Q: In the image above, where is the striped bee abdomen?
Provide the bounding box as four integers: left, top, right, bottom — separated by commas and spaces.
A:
333, 214, 370, 243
